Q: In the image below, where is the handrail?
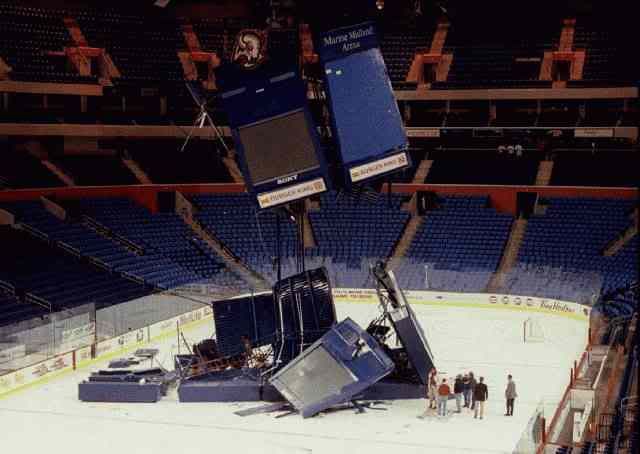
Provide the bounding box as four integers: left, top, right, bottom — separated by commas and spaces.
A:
17, 223, 49, 242
24, 292, 52, 311
81, 215, 145, 255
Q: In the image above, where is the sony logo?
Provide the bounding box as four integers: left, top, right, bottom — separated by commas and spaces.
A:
277, 175, 298, 185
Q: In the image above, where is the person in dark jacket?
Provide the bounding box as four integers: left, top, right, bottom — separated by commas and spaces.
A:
473, 376, 488, 419
505, 374, 517, 416
453, 374, 464, 413
468, 372, 477, 410
462, 374, 470, 407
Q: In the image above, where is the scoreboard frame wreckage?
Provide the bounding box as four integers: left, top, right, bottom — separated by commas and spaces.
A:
79, 263, 437, 419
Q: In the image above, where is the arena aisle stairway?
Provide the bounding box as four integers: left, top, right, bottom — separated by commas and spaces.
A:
398, 195, 513, 292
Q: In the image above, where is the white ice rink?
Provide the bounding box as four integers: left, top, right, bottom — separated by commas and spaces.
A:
0, 301, 588, 454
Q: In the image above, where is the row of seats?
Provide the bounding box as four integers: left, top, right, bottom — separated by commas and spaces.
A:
436, 14, 634, 89
2, 3, 633, 88
309, 191, 410, 269
425, 149, 540, 185
402, 196, 512, 292
0, 199, 244, 293
0, 146, 64, 189
507, 198, 637, 301
50, 155, 139, 186
3, 143, 637, 189
127, 140, 233, 184
0, 4, 296, 86
0, 225, 151, 327
191, 193, 298, 285
78, 198, 246, 291
0, 4, 88, 84
1, 194, 636, 327
0, 287, 49, 328
551, 150, 640, 187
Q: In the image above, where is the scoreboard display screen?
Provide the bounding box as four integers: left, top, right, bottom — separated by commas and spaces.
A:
238, 110, 320, 185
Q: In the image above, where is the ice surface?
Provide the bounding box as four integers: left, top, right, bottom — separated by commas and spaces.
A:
0, 301, 588, 454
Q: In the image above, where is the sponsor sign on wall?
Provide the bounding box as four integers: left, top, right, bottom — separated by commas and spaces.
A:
0, 351, 73, 397
332, 289, 590, 321
60, 322, 95, 351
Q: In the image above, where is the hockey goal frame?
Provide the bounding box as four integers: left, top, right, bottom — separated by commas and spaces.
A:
523, 317, 545, 343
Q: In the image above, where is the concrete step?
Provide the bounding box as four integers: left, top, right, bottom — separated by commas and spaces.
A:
535, 160, 554, 186
41, 160, 75, 186
486, 218, 528, 292
122, 158, 152, 184
175, 191, 268, 290
413, 159, 433, 184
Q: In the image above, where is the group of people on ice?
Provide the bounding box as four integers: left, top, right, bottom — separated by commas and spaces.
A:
426, 369, 517, 419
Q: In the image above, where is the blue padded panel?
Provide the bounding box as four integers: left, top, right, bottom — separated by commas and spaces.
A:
324, 48, 407, 167
78, 381, 162, 403
273, 267, 337, 366
212, 293, 276, 357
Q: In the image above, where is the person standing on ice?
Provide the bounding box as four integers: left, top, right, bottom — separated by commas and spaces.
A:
437, 378, 451, 416
468, 371, 477, 410
473, 377, 488, 419
462, 373, 471, 407
505, 374, 517, 416
453, 374, 464, 413
427, 368, 438, 410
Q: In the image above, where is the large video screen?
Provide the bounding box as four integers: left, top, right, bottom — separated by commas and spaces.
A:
238, 110, 320, 185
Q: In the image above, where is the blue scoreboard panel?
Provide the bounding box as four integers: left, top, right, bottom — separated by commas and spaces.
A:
216, 63, 329, 209
316, 22, 410, 186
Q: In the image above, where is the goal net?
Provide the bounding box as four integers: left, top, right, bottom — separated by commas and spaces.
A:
523, 317, 545, 343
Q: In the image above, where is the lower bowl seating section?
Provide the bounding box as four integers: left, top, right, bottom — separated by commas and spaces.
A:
193, 192, 410, 288
0, 201, 200, 291
0, 287, 49, 328
0, 226, 151, 320
507, 198, 637, 301
400, 196, 512, 292
308, 192, 410, 288
594, 286, 638, 323
79, 198, 245, 290
191, 194, 298, 284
